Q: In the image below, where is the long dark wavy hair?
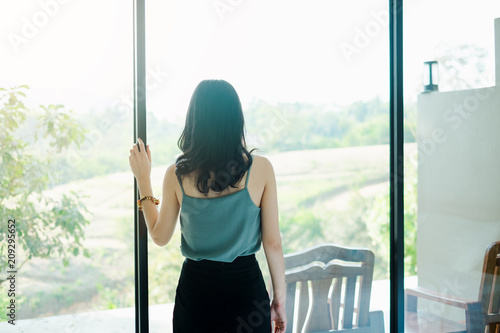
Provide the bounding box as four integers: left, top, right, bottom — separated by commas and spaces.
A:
175, 80, 254, 195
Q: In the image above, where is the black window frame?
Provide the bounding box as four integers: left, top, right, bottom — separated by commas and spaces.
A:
133, 1, 149, 333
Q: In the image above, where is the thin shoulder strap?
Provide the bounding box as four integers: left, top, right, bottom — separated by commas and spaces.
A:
245, 158, 253, 188
176, 174, 185, 195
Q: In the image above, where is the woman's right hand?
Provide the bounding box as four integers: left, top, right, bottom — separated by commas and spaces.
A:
270, 299, 286, 333
129, 138, 152, 184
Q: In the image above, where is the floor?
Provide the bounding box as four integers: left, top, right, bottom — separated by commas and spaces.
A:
0, 303, 174, 333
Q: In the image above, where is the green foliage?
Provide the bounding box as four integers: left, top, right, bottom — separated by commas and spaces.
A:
32, 97, 415, 185
95, 282, 133, 310
244, 97, 406, 153
36, 104, 86, 152
0, 86, 90, 285
148, 232, 184, 305
279, 169, 418, 280
0, 87, 419, 319
367, 162, 418, 278
280, 210, 325, 254
340, 114, 389, 147
50, 109, 182, 184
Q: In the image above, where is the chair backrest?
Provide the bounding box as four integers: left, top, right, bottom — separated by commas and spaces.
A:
478, 241, 500, 330
284, 243, 375, 333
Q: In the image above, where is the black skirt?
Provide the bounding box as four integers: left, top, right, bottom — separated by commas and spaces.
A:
172, 254, 272, 333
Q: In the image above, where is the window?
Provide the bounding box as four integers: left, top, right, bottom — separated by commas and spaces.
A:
404, 1, 500, 331
0, 1, 135, 330
145, 0, 391, 331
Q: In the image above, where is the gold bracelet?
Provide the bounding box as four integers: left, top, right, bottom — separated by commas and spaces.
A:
137, 196, 159, 211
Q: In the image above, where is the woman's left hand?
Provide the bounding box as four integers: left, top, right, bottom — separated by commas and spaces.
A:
129, 138, 152, 183
270, 299, 286, 333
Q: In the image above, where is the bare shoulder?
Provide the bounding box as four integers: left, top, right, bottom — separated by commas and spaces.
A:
165, 163, 177, 179
252, 154, 271, 167
251, 155, 275, 179
166, 162, 176, 173
164, 163, 182, 203
164, 163, 180, 188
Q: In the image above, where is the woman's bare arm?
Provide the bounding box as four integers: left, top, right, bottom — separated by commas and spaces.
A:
129, 139, 180, 246
260, 157, 287, 332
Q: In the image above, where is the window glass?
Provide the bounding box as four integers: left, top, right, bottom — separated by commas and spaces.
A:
147, 1, 391, 331
0, 1, 135, 331
404, 0, 500, 331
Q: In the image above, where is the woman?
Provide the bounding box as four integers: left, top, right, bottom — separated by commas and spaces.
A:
129, 79, 287, 333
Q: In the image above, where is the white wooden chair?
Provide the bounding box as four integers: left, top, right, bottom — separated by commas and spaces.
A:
283, 243, 385, 333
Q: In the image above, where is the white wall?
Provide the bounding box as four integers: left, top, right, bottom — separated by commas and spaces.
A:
416, 19, 500, 318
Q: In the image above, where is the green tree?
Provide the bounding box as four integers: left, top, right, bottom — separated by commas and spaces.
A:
243, 98, 413, 153
0, 86, 90, 284
367, 162, 418, 278
280, 210, 325, 254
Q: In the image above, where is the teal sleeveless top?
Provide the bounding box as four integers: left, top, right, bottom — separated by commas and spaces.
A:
177, 163, 262, 263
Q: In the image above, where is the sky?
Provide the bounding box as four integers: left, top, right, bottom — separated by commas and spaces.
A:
1, 0, 499, 122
